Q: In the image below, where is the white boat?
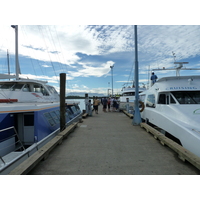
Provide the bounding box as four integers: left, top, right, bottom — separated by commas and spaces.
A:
139, 62, 200, 158
0, 25, 82, 174
119, 84, 146, 111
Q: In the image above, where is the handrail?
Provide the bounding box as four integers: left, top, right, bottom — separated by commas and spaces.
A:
0, 126, 25, 165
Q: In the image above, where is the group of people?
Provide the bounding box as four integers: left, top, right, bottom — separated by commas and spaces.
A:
87, 97, 100, 116
101, 97, 119, 112
87, 72, 157, 116
87, 96, 119, 116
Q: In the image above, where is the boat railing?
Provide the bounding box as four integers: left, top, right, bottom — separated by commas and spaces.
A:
0, 126, 25, 165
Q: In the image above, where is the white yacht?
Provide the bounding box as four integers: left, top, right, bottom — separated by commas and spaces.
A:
139, 62, 200, 158
119, 84, 146, 111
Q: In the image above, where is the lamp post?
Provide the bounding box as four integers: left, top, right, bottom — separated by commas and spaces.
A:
110, 65, 114, 97
107, 89, 111, 96
132, 25, 142, 125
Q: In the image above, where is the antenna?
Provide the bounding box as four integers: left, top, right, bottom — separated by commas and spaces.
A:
172, 51, 176, 62
172, 51, 177, 68
174, 62, 189, 76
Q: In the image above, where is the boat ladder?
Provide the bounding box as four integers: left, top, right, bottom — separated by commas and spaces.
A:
0, 126, 25, 165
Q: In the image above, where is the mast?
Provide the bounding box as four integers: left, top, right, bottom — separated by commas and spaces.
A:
7, 49, 10, 79
11, 25, 20, 80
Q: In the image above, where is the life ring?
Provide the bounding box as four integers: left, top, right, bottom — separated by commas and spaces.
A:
139, 101, 145, 112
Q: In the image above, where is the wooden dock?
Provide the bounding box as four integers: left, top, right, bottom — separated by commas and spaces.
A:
9, 105, 200, 175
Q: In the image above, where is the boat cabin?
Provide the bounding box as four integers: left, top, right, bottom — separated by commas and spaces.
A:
0, 80, 59, 103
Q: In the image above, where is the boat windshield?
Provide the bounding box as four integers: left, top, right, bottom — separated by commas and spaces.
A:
171, 91, 200, 104
0, 83, 13, 90
0, 83, 24, 91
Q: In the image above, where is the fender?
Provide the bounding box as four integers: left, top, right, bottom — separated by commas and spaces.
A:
139, 101, 145, 112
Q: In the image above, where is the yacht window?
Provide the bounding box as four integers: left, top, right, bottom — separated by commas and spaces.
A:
23, 84, 30, 92
146, 94, 155, 108
12, 83, 24, 91
0, 83, 13, 90
158, 94, 166, 104
44, 112, 56, 127
170, 95, 176, 104
123, 92, 135, 96
50, 111, 59, 124
51, 87, 58, 94
171, 91, 200, 104
41, 86, 49, 96
47, 86, 58, 94
34, 85, 41, 93
166, 96, 169, 105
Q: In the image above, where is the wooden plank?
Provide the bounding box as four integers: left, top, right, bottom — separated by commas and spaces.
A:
58, 122, 79, 138
122, 110, 133, 119
82, 113, 88, 118
140, 122, 200, 170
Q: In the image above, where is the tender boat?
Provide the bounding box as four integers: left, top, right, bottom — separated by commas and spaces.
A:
0, 25, 82, 174
139, 62, 200, 158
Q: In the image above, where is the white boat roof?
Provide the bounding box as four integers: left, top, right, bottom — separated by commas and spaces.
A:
157, 75, 200, 82
0, 78, 48, 84
122, 87, 146, 92
154, 75, 200, 92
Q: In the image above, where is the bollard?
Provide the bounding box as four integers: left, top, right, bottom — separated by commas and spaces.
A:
126, 98, 129, 113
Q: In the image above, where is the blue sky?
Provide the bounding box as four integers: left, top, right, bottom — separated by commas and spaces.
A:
0, 25, 200, 96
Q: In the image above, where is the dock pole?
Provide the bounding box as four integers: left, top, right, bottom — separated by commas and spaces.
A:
132, 25, 142, 125
60, 73, 66, 131
85, 93, 89, 114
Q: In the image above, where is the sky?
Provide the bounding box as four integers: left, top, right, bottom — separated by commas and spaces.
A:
1, 25, 200, 97
1, 2, 200, 97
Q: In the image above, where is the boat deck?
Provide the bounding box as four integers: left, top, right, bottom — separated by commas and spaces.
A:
27, 105, 199, 175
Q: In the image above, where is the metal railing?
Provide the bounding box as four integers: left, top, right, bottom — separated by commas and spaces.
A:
0, 126, 25, 165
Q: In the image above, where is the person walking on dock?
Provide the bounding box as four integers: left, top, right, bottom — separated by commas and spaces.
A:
93, 97, 100, 114
112, 97, 117, 112
102, 97, 108, 112
88, 100, 93, 116
150, 71, 158, 85
107, 97, 111, 112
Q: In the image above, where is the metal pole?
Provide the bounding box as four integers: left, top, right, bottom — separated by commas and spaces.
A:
132, 25, 142, 125
110, 65, 114, 96
11, 25, 19, 80
60, 73, 66, 131
112, 67, 113, 96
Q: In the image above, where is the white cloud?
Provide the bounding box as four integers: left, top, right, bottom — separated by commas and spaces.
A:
42, 64, 51, 68
68, 61, 115, 78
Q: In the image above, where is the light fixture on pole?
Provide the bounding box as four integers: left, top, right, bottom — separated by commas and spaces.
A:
110, 65, 114, 97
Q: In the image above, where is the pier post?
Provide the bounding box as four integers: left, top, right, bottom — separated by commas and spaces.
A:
126, 98, 129, 113
60, 73, 66, 131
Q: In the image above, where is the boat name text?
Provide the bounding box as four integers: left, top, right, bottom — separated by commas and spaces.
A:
166, 86, 198, 90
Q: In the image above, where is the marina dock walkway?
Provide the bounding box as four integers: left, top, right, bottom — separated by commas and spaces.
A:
29, 105, 199, 175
